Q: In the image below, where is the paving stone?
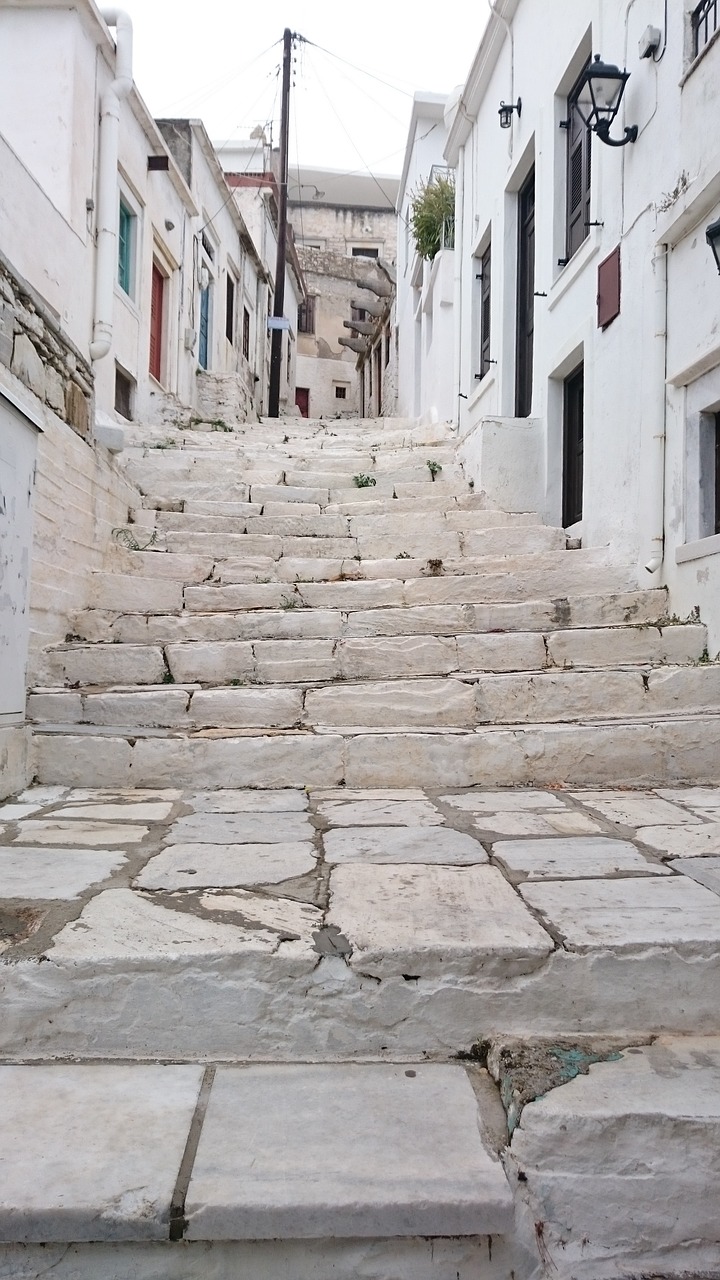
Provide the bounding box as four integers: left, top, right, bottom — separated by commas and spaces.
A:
0, 803, 43, 820
328, 864, 553, 977
0, 1064, 203, 1241
48, 889, 315, 962
65, 789, 182, 801
520, 876, 720, 951
318, 799, 444, 827
440, 790, 566, 812
492, 836, 667, 882
636, 823, 720, 858
338, 636, 457, 680
12, 821, 149, 846
16, 787, 68, 805
571, 790, 704, 827
185, 1064, 513, 1240
190, 790, 308, 812
52, 802, 174, 822
323, 826, 488, 864
670, 857, 720, 895
167, 813, 315, 844
166, 641, 255, 684
135, 842, 317, 890
200, 891, 322, 936
470, 810, 604, 836
657, 787, 720, 809
306, 679, 476, 728
191, 688, 304, 729
310, 789, 427, 801
0, 848, 126, 899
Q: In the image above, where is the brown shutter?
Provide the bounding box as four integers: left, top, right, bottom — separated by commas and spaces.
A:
149, 264, 164, 381
597, 246, 621, 329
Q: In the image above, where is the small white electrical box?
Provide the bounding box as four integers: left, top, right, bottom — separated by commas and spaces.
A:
639, 25, 662, 58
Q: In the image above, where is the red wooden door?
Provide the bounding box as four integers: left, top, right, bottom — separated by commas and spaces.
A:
295, 387, 309, 418
149, 264, 164, 381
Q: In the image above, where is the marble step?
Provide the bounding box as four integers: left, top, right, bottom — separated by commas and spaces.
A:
27, 660, 720, 731
5, 781, 720, 1067
0, 1060, 511, 1270
133, 477, 471, 504
150, 510, 551, 540
74, 592, 674, 646
44, 624, 707, 689
30, 712, 720, 792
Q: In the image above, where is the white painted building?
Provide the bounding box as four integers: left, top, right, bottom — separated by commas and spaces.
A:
396, 93, 456, 425
0, 0, 269, 431
439, 0, 720, 650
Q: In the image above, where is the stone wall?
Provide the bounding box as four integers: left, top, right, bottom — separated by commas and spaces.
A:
0, 249, 93, 441
195, 369, 258, 428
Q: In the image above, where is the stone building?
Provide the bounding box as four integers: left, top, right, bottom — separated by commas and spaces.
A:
288, 167, 399, 419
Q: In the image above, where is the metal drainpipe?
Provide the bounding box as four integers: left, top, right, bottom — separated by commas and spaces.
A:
644, 242, 669, 574
89, 9, 133, 362
453, 143, 465, 429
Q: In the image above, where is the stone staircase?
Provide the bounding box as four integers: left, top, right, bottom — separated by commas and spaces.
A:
4, 416, 720, 1279
27, 416, 720, 788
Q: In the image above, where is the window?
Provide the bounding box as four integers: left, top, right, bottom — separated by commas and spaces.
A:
478, 242, 492, 380
351, 246, 379, 258
597, 246, 621, 329
693, 0, 719, 55
715, 415, 720, 535
565, 62, 592, 262
114, 366, 135, 419
149, 263, 165, 382
242, 306, 250, 361
201, 231, 215, 261
118, 199, 135, 295
226, 275, 236, 343
335, 384, 347, 399
351, 305, 367, 327
699, 412, 720, 536
298, 296, 316, 334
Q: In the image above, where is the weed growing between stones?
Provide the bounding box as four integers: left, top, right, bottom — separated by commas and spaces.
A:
427, 460, 443, 480
112, 527, 159, 552
353, 474, 376, 488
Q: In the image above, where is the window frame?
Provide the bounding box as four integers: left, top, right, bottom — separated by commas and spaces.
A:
297, 296, 316, 334
478, 241, 492, 381
693, 0, 719, 56
118, 198, 136, 297
242, 305, 251, 362
226, 272, 236, 345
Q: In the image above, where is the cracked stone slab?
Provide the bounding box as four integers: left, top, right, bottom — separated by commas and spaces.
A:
65, 789, 182, 802
167, 813, 314, 844
323, 826, 488, 865
491, 836, 669, 883
570, 790, 705, 828
47, 889, 312, 960
185, 1064, 513, 1240
469, 810, 603, 837
670, 857, 720, 895
0, 848, 127, 900
12, 821, 149, 846
440, 791, 566, 813
16, 786, 68, 805
310, 789, 427, 801
200, 891, 322, 938
657, 787, 720, 809
636, 823, 720, 858
317, 800, 444, 828
52, 803, 174, 822
520, 876, 720, 952
135, 842, 317, 890
189, 789, 308, 812
328, 863, 553, 977
0, 1064, 203, 1241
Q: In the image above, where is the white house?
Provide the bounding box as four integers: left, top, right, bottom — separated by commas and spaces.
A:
442, 0, 720, 650
396, 92, 455, 425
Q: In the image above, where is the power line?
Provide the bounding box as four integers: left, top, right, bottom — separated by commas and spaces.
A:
301, 36, 415, 98
161, 39, 282, 113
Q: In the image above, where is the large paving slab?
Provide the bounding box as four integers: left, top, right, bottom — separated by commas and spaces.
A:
635, 822, 720, 858
670, 856, 720, 894
491, 836, 668, 882
185, 1065, 513, 1240
188, 789, 308, 812
12, 820, 149, 846
0, 1065, 203, 1241
570, 790, 704, 827
165, 813, 315, 844
323, 826, 488, 864
328, 863, 553, 977
520, 875, 720, 951
0, 847, 126, 899
318, 799, 444, 827
135, 842, 317, 889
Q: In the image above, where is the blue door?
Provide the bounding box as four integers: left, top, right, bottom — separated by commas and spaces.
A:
199, 287, 210, 369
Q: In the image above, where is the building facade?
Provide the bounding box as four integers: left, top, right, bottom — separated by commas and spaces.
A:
438, 0, 720, 649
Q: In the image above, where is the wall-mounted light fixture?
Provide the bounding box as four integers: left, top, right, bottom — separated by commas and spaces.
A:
707, 217, 720, 275
575, 56, 638, 147
498, 99, 521, 129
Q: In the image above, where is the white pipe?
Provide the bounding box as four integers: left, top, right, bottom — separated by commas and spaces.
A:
644, 242, 668, 574
453, 143, 465, 429
90, 8, 133, 362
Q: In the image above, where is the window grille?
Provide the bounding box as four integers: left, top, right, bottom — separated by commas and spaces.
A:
479, 243, 492, 379
693, 0, 719, 55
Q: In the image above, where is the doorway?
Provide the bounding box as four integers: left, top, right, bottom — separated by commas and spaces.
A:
515, 167, 535, 417
295, 387, 309, 418
563, 363, 584, 526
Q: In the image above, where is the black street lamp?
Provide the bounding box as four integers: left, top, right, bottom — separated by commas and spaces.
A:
498, 99, 522, 129
706, 217, 720, 275
575, 55, 638, 147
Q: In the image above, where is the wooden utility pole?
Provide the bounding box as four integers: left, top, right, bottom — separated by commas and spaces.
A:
268, 27, 293, 418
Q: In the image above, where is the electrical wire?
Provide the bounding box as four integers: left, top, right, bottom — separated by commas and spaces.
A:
196, 71, 280, 238
161, 39, 282, 113
300, 36, 415, 98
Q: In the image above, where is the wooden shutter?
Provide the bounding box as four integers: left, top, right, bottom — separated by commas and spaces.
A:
480, 243, 491, 379
149, 263, 164, 381
597, 246, 621, 329
566, 64, 591, 261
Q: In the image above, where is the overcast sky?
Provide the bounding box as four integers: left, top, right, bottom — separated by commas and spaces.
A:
121, 0, 489, 176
